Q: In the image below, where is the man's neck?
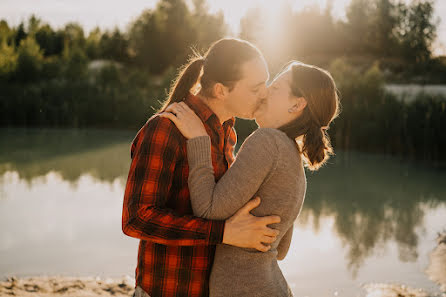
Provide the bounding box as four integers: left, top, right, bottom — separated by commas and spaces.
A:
196, 94, 231, 125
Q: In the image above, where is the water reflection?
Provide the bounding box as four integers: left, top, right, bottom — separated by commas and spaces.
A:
302, 152, 446, 277
0, 128, 133, 184
0, 128, 445, 294
0, 171, 138, 277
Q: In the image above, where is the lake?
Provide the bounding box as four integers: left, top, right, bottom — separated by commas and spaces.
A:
0, 128, 445, 296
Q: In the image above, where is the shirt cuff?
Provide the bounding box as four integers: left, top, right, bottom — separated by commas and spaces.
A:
209, 220, 225, 244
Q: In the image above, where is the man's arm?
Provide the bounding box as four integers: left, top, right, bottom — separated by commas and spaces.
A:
122, 116, 280, 250
122, 116, 225, 246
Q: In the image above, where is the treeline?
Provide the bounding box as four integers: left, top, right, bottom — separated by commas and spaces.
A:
0, 0, 226, 128
0, 0, 445, 162
328, 59, 446, 164
0, 0, 443, 82
239, 0, 445, 82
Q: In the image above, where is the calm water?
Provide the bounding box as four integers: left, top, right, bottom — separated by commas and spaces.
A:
1, 128, 445, 296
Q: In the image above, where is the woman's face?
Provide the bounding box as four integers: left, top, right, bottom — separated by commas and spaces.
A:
254, 69, 305, 128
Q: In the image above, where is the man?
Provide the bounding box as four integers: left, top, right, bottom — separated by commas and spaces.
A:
122, 38, 280, 297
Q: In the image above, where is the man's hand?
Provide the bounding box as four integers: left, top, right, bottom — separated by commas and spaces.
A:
222, 197, 281, 252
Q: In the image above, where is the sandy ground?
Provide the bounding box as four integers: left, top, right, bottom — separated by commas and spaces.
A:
0, 275, 135, 297
0, 276, 444, 297
1, 232, 444, 297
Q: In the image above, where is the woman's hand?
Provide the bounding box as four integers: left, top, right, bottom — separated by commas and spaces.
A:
159, 102, 208, 139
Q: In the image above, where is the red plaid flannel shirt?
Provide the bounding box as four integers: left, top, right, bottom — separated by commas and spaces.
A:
122, 93, 237, 297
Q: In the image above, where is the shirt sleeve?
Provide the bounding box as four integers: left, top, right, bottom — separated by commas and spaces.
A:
277, 224, 293, 260
121, 115, 225, 246
186, 128, 279, 220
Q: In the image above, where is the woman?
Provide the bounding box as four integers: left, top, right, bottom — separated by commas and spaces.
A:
160, 61, 340, 297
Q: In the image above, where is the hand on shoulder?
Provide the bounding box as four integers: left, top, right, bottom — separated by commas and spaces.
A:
159, 102, 208, 139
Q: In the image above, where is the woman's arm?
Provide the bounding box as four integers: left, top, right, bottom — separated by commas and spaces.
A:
186, 128, 279, 220
277, 224, 293, 260
122, 116, 225, 246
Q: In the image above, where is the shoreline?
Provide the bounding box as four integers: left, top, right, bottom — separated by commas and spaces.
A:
1, 275, 443, 297
0, 275, 135, 297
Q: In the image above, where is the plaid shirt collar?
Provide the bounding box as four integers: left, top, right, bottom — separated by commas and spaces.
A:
184, 93, 235, 132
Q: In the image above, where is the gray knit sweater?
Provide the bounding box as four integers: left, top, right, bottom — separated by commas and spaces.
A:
186, 127, 307, 297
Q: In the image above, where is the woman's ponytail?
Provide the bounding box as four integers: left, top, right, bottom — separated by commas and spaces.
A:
277, 62, 340, 171
159, 57, 204, 112
301, 124, 333, 171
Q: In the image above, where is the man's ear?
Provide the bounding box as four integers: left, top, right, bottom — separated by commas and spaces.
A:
212, 82, 229, 99
288, 97, 307, 113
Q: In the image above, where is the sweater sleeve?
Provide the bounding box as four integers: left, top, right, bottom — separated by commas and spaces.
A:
277, 224, 293, 260
121, 116, 225, 246
186, 128, 279, 220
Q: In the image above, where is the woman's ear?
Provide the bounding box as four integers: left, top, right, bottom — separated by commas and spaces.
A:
212, 82, 229, 99
288, 97, 307, 113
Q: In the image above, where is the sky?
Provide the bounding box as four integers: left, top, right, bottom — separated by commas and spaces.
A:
1, 0, 445, 56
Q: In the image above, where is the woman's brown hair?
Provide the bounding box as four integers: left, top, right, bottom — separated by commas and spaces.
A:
277, 61, 341, 171
159, 38, 264, 111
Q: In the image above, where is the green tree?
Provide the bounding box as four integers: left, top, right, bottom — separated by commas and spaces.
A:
27, 14, 41, 35
369, 0, 400, 56
85, 27, 102, 59
14, 22, 27, 47
0, 20, 14, 45
63, 23, 86, 51
129, 0, 197, 74
63, 45, 88, 80
343, 0, 373, 54
396, 0, 437, 64
0, 40, 17, 80
15, 36, 43, 82
99, 28, 129, 62
35, 24, 64, 56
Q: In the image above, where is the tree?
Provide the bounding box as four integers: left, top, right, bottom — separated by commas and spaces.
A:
343, 0, 373, 54
14, 22, 27, 47
27, 14, 41, 35
63, 23, 86, 51
0, 40, 17, 80
99, 28, 129, 62
15, 36, 43, 82
35, 24, 64, 56
129, 0, 203, 74
396, 0, 437, 64
63, 45, 88, 80
369, 0, 400, 56
0, 20, 13, 45
85, 27, 102, 59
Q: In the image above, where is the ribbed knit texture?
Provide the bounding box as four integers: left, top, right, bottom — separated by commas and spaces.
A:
186, 128, 307, 297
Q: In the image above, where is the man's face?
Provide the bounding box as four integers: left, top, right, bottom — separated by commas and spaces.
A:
224, 57, 269, 120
